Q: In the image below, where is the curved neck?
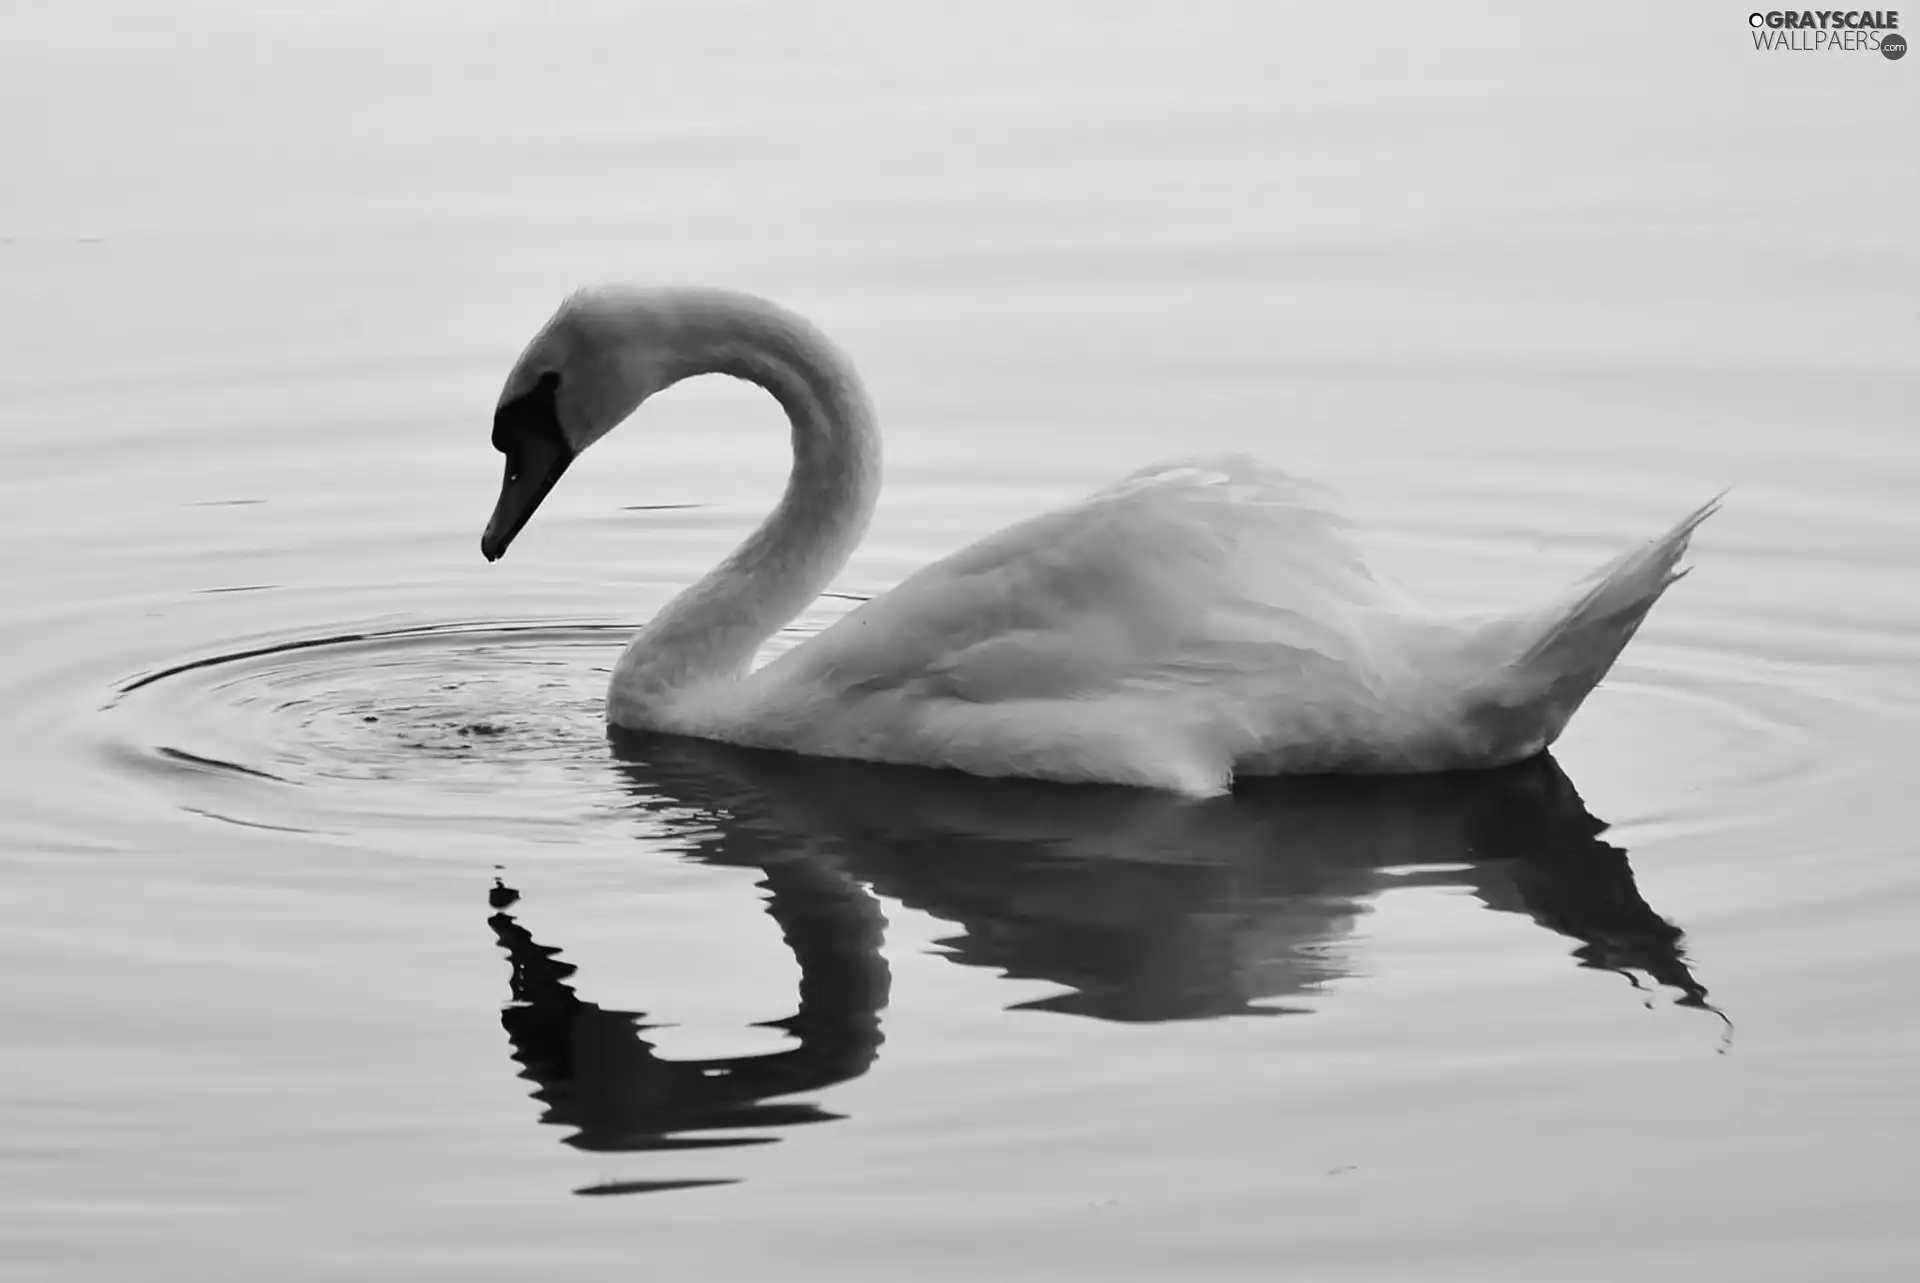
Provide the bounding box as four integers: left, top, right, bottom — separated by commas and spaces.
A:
614, 298, 880, 705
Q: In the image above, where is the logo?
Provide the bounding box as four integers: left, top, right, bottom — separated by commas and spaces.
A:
1747, 9, 1905, 53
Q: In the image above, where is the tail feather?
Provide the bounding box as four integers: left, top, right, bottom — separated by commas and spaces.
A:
1464, 494, 1723, 761
1518, 491, 1723, 670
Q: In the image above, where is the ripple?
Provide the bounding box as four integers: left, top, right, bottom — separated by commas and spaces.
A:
86, 603, 1879, 885
96, 620, 638, 846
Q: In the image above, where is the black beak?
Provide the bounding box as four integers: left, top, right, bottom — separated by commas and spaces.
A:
482, 372, 572, 562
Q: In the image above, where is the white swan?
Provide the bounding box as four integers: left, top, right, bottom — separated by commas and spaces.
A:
481, 286, 1717, 797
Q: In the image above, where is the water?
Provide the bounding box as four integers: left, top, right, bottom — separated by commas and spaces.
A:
4, 3, 1918, 1278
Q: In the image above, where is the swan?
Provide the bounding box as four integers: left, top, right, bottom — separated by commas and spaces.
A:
480, 286, 1717, 797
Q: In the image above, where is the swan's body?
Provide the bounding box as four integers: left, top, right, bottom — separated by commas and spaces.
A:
482, 286, 1716, 797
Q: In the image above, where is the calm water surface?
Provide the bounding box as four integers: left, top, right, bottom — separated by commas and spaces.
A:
4, 4, 1918, 1279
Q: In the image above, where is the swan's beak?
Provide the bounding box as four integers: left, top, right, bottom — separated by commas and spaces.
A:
481, 441, 570, 561
482, 377, 573, 562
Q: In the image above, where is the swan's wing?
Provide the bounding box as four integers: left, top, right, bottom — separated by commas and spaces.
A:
759, 455, 1411, 707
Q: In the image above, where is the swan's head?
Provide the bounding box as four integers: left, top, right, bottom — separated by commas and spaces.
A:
481, 288, 683, 561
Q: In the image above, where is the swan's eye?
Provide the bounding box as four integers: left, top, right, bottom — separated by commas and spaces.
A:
492, 371, 563, 455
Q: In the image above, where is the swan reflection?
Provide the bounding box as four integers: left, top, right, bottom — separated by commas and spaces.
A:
488, 859, 887, 1195
491, 741, 1708, 1191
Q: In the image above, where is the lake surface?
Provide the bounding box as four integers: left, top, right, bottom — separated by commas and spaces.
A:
3, 3, 1917, 1279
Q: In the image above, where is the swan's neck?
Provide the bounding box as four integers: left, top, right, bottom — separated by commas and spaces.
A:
612, 300, 880, 712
